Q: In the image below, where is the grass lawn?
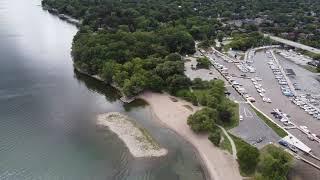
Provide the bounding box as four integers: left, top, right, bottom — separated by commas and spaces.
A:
220, 133, 232, 154
251, 106, 288, 138
229, 133, 256, 177
230, 133, 250, 152
193, 89, 209, 98
301, 64, 318, 73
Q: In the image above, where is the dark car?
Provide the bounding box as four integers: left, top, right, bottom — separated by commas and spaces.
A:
278, 140, 288, 147
271, 112, 277, 115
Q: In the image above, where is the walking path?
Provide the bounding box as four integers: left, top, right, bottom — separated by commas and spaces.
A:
218, 125, 237, 159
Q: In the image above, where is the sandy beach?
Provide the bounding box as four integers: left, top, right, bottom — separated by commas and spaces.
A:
139, 92, 242, 180
97, 112, 167, 158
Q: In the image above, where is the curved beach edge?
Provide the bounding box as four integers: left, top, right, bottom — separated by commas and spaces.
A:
97, 112, 168, 158
139, 91, 242, 180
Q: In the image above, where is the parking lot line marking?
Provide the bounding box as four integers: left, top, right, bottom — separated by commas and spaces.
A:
243, 107, 247, 117
243, 107, 253, 118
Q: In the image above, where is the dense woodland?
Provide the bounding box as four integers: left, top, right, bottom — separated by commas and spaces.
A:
43, 0, 320, 48
41, 0, 281, 96
42, 0, 228, 96
42, 0, 320, 96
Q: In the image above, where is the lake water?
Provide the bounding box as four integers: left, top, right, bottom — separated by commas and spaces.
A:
0, 0, 205, 179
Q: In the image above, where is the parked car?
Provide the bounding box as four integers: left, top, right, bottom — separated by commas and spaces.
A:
278, 140, 288, 147
247, 97, 256, 102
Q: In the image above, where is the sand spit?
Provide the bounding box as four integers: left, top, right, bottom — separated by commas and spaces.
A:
97, 112, 167, 158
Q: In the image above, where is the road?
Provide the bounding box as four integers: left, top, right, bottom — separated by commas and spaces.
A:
265, 34, 320, 54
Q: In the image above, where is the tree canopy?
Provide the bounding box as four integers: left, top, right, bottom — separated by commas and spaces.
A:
256, 145, 293, 180
237, 144, 260, 175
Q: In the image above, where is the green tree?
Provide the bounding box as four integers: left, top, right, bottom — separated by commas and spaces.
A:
161, 28, 196, 54
217, 32, 224, 42
208, 130, 221, 146
196, 57, 211, 69
257, 146, 292, 180
187, 108, 218, 132
237, 144, 260, 175
165, 53, 182, 61
100, 61, 117, 83
166, 74, 191, 93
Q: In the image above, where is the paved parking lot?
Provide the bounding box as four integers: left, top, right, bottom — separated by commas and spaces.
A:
184, 56, 227, 82
230, 103, 280, 149
202, 51, 282, 148
187, 49, 320, 164
202, 48, 320, 167
251, 51, 320, 153
276, 53, 320, 96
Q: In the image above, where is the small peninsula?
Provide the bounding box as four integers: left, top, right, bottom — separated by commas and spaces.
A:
97, 112, 167, 158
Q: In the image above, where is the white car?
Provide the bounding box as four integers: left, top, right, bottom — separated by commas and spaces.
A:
240, 115, 243, 121
263, 97, 272, 103
309, 111, 315, 115
247, 97, 256, 102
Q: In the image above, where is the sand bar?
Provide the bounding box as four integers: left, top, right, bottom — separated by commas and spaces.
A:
139, 92, 242, 180
97, 112, 167, 158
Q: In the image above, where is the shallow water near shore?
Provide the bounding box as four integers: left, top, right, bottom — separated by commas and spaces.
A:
0, 0, 205, 179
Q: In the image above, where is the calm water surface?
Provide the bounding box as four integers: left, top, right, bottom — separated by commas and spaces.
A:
0, 0, 205, 179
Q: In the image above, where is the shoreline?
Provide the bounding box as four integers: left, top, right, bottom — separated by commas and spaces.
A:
42, 5, 82, 26
73, 66, 135, 103
138, 92, 242, 180
74, 66, 241, 180
97, 112, 167, 158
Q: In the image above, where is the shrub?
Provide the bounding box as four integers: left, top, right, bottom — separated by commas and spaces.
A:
187, 108, 218, 132
208, 130, 221, 146
196, 57, 211, 69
